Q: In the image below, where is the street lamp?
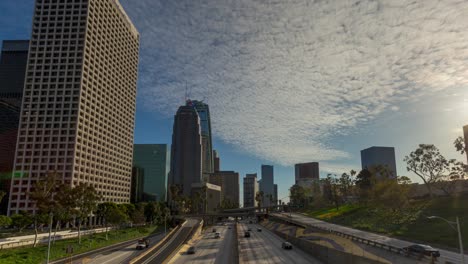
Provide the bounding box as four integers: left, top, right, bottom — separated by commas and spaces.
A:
427, 215, 464, 263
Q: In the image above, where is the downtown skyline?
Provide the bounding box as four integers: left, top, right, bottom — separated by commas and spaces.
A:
1, 0, 468, 204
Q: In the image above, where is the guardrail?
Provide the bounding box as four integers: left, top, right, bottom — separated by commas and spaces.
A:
271, 214, 435, 261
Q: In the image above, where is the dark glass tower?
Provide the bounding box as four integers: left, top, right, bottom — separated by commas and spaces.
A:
0, 40, 29, 214
186, 100, 213, 179
169, 105, 203, 199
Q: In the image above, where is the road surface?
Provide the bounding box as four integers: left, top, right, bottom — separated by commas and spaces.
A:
274, 212, 466, 264
169, 222, 236, 264
238, 222, 322, 264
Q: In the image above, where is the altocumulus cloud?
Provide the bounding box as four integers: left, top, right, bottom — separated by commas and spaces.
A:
120, 0, 468, 166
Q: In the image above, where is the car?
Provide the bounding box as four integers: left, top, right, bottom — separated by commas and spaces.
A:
228, 227, 232, 229
135, 239, 149, 250
282, 242, 293, 250
403, 244, 440, 257
187, 246, 196, 254
257, 228, 262, 232
214, 232, 220, 238
244, 231, 251, 237
249, 220, 253, 224
212, 228, 217, 233
247, 227, 252, 231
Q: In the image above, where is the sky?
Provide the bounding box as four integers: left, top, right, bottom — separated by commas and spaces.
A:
1, 0, 468, 204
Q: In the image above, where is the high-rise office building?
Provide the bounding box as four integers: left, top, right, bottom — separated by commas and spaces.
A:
131, 166, 144, 204
133, 144, 169, 202
260, 165, 274, 207
0, 40, 29, 214
191, 182, 221, 213
213, 150, 220, 172
295, 162, 319, 183
243, 173, 259, 208
208, 171, 240, 208
464, 125, 468, 165
169, 105, 203, 198
8, 0, 139, 215
361, 146, 397, 178
186, 100, 213, 179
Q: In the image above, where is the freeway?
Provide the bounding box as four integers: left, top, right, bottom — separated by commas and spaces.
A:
274, 212, 466, 264
238, 222, 322, 264
169, 222, 236, 264
135, 218, 200, 264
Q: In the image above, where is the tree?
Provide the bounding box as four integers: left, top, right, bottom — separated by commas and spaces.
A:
0, 190, 5, 204
289, 185, 306, 207
404, 144, 460, 197
70, 184, 100, 244
11, 211, 33, 232
322, 175, 341, 210
97, 202, 127, 240
144, 202, 158, 224
339, 171, 355, 200
454, 137, 467, 155
355, 169, 374, 204
131, 203, 146, 225
255, 191, 264, 209
397, 176, 412, 185
0, 215, 12, 227
371, 179, 410, 212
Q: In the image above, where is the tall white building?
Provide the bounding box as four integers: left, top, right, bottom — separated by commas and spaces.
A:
8, 0, 139, 215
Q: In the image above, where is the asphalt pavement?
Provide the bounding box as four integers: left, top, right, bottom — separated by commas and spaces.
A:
169, 222, 236, 264
238, 222, 322, 264
274, 212, 466, 264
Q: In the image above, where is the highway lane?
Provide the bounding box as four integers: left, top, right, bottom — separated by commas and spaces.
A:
84, 232, 165, 264
169, 222, 236, 264
238, 222, 322, 264
274, 212, 466, 264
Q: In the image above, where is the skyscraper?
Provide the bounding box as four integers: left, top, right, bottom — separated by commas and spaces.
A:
0, 40, 29, 214
169, 105, 203, 198
274, 184, 278, 206
260, 165, 274, 206
131, 166, 144, 204
243, 173, 259, 208
361, 146, 397, 178
213, 149, 220, 172
133, 144, 170, 202
464, 125, 468, 165
295, 162, 319, 183
8, 0, 139, 215
187, 100, 213, 179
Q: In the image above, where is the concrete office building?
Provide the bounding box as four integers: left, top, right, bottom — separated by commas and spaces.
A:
131, 166, 144, 204
187, 100, 214, 180
8, 0, 139, 215
191, 182, 221, 213
361, 146, 398, 178
169, 105, 203, 199
260, 165, 274, 207
0, 40, 29, 214
243, 173, 259, 208
295, 162, 319, 183
133, 144, 169, 202
208, 171, 240, 208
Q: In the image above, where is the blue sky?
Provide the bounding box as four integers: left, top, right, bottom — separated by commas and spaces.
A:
1, 0, 468, 204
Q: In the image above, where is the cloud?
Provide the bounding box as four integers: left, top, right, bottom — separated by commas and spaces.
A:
121, 0, 468, 166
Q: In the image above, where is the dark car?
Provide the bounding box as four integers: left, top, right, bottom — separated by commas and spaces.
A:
403, 244, 440, 257
212, 228, 217, 233
244, 231, 251, 237
257, 228, 262, 232
187, 246, 196, 254
282, 242, 293, 250
247, 227, 252, 231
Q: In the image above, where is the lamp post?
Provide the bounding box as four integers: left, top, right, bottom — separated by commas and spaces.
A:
427, 216, 464, 263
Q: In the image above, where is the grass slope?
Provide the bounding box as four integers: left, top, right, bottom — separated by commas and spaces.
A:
304, 194, 468, 250
0, 225, 159, 264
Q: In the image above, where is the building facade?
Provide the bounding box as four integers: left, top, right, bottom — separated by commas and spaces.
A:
361, 146, 398, 178
260, 165, 274, 207
243, 173, 259, 208
273, 184, 278, 206
191, 182, 221, 213
208, 171, 239, 208
464, 125, 468, 165
0, 40, 29, 214
169, 105, 203, 199
8, 0, 139, 215
131, 166, 144, 204
295, 162, 319, 183
133, 144, 169, 202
